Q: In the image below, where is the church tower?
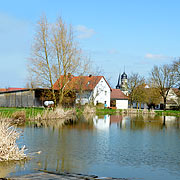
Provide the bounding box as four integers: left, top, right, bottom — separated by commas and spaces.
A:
120, 72, 128, 96
116, 74, 121, 89
116, 72, 128, 96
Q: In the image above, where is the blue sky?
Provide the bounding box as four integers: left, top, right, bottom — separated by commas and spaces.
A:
0, 0, 180, 88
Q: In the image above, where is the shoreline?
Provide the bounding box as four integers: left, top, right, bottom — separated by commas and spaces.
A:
7, 170, 129, 180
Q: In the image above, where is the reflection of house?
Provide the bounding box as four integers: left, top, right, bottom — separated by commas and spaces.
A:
93, 115, 110, 129
93, 114, 130, 129
111, 89, 128, 109
0, 88, 52, 107
54, 75, 111, 107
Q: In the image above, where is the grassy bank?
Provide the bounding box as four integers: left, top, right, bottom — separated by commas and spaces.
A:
96, 108, 180, 116
0, 107, 78, 126
0, 107, 44, 119
155, 110, 180, 116
1, 107, 180, 121
96, 108, 121, 115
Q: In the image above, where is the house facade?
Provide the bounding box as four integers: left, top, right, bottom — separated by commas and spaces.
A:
111, 89, 129, 109
158, 88, 180, 110
53, 75, 111, 107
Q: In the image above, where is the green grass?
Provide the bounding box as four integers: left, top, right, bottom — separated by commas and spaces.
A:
155, 110, 180, 116
96, 108, 121, 115
1, 107, 180, 120
0, 107, 45, 118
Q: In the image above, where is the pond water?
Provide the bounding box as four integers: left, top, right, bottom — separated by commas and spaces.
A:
1, 114, 180, 180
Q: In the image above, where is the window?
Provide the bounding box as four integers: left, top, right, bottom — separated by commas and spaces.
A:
105, 91, 107, 96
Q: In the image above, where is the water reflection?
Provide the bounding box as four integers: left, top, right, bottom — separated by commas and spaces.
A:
0, 161, 26, 178
3, 114, 180, 180
93, 114, 180, 131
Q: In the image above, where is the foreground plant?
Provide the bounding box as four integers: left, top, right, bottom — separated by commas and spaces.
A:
0, 121, 27, 161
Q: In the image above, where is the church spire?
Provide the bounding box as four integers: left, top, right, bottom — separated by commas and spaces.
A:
116, 74, 121, 89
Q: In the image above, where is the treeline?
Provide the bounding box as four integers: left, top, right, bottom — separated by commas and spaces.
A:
128, 60, 180, 110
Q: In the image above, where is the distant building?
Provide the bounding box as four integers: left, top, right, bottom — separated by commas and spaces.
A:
0, 88, 54, 107
116, 72, 128, 96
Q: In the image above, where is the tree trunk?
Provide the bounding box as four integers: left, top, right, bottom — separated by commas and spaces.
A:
163, 97, 167, 111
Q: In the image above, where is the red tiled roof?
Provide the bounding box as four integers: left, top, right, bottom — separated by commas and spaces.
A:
0, 88, 26, 92
172, 88, 180, 96
110, 115, 123, 123
53, 75, 111, 91
111, 89, 128, 100
0, 88, 7, 92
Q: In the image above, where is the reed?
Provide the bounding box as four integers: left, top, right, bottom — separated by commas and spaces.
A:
33, 107, 76, 121
0, 120, 27, 161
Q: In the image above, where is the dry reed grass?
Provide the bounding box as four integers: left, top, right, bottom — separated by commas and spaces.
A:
83, 105, 96, 120
83, 105, 96, 114
0, 120, 27, 161
34, 107, 76, 121
11, 111, 26, 124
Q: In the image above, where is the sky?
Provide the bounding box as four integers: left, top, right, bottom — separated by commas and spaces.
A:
0, 0, 180, 88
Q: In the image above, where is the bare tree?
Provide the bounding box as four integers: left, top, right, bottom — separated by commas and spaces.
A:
149, 64, 177, 110
28, 15, 90, 107
173, 58, 180, 87
28, 15, 57, 105
128, 73, 145, 107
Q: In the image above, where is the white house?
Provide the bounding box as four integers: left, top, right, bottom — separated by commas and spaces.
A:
110, 89, 128, 109
54, 75, 111, 107
158, 88, 180, 110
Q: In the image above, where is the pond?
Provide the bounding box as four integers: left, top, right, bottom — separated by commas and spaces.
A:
1, 114, 180, 180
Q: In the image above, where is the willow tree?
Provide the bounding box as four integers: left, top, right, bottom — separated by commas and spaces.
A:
28, 15, 90, 106
150, 64, 177, 110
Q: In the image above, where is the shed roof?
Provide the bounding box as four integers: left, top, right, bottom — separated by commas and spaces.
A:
111, 89, 128, 100
0, 88, 26, 92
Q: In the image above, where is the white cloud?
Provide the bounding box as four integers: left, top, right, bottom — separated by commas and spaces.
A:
76, 25, 95, 39
145, 53, 171, 60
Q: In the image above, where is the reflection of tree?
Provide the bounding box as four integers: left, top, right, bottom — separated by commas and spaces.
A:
120, 114, 179, 131
0, 161, 25, 178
